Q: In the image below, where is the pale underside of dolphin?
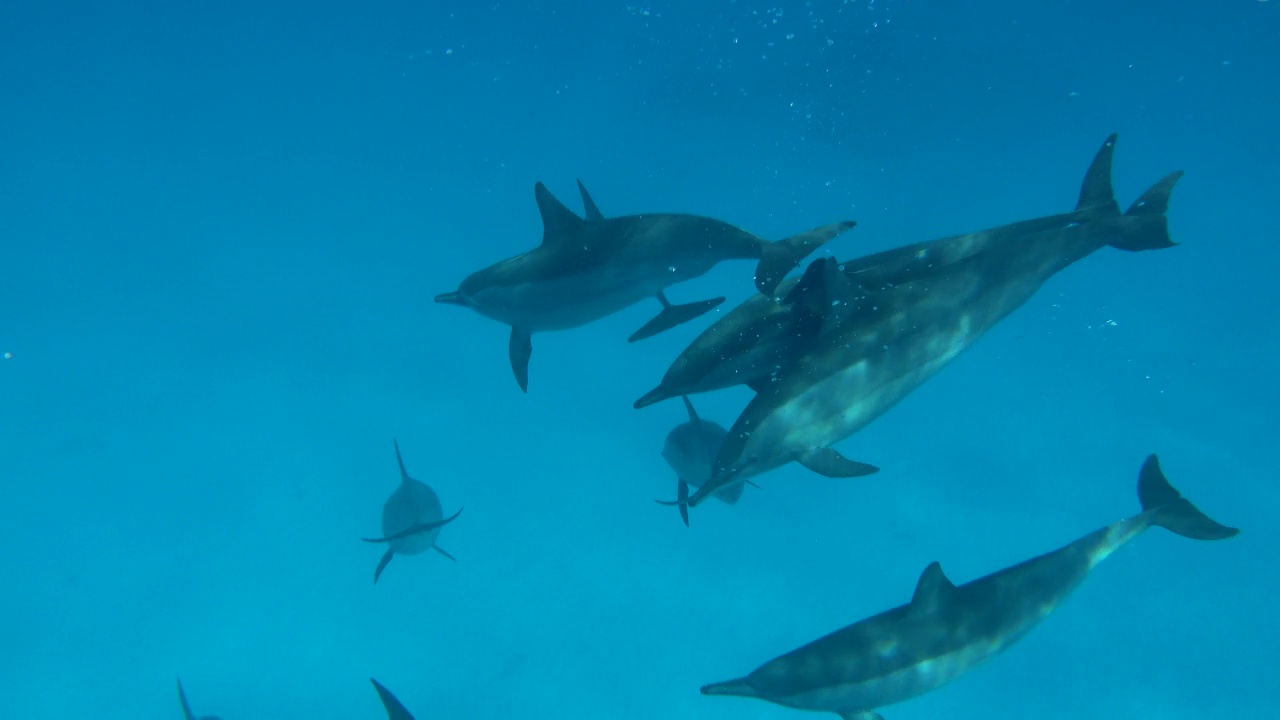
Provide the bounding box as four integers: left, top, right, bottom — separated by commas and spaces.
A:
363, 439, 462, 584
634, 132, 1159, 412
686, 134, 1184, 507
435, 179, 855, 391
700, 455, 1238, 719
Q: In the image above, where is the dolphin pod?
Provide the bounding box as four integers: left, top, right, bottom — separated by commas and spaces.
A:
699, 455, 1238, 719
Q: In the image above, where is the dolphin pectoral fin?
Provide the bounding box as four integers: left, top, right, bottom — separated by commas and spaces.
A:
1137, 455, 1239, 541
629, 294, 725, 342
755, 220, 856, 296
177, 678, 196, 720
654, 479, 691, 526
576, 178, 605, 221
509, 327, 533, 392
373, 548, 395, 585
370, 677, 417, 720
796, 448, 879, 478
432, 545, 457, 561
363, 508, 466, 544
909, 561, 958, 615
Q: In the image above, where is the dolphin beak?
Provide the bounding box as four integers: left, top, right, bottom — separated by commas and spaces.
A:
435, 291, 466, 306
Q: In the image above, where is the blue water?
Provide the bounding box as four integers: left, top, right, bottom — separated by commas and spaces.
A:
2, 1, 1276, 717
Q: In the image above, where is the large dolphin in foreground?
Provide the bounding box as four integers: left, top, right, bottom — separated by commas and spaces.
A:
363, 439, 462, 584
435, 179, 855, 391
654, 395, 745, 525
635, 133, 1159, 411
687, 134, 1184, 506
701, 454, 1238, 719
177, 678, 220, 720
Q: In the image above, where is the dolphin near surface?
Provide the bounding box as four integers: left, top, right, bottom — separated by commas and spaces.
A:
701, 455, 1238, 719
686, 134, 1184, 506
362, 439, 462, 584
654, 395, 744, 525
176, 678, 220, 720
635, 132, 1164, 412
435, 179, 855, 392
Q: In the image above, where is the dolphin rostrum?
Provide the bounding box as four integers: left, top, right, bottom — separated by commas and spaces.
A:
687, 134, 1183, 506
653, 395, 744, 526
363, 439, 462, 584
435, 179, 855, 391
371, 678, 416, 720
177, 678, 220, 720
635, 133, 1160, 411
701, 454, 1238, 719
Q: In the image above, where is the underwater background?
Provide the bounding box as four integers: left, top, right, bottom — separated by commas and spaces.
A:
1, 0, 1276, 717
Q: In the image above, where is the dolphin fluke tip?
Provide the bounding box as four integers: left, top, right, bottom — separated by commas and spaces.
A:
1137, 454, 1239, 541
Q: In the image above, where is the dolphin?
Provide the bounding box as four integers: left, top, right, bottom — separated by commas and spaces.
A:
654, 395, 744, 525
634, 133, 1145, 411
687, 134, 1183, 506
362, 439, 463, 584
177, 678, 220, 720
700, 454, 1238, 719
435, 179, 855, 391
371, 678, 416, 720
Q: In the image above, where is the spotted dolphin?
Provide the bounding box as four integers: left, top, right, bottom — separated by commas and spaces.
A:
700, 454, 1237, 719
634, 133, 1141, 411
688, 135, 1183, 506
176, 678, 220, 720
363, 439, 462, 584
654, 395, 744, 526
435, 179, 855, 391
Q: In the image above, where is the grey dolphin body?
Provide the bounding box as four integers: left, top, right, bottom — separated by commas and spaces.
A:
688, 135, 1183, 506
176, 678, 220, 720
363, 439, 462, 584
635, 133, 1147, 411
435, 180, 854, 391
701, 455, 1238, 719
370, 678, 416, 720
656, 395, 743, 525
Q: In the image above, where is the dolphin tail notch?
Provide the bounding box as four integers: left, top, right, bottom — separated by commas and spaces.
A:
1138, 454, 1239, 541
755, 220, 856, 297
629, 291, 725, 343
1107, 171, 1183, 252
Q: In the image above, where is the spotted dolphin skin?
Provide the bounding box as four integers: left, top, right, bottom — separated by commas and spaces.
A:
701, 455, 1238, 719
688, 134, 1183, 507
363, 439, 462, 584
635, 132, 1159, 412
176, 678, 220, 720
435, 179, 855, 392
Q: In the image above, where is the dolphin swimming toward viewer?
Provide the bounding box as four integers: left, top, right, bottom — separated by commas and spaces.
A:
435, 179, 855, 391
654, 395, 744, 525
700, 454, 1238, 719
177, 678, 220, 720
363, 439, 462, 584
687, 134, 1183, 506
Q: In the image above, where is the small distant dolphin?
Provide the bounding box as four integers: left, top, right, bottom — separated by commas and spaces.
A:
700, 454, 1238, 719
435, 179, 855, 391
177, 678, 220, 720
362, 439, 462, 584
688, 134, 1183, 506
654, 395, 744, 525
635, 132, 1157, 411
370, 678, 416, 720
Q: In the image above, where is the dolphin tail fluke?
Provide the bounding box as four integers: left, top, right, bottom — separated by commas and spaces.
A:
1074, 133, 1121, 218
1137, 454, 1239, 541
755, 220, 857, 296
576, 178, 605, 221
1107, 171, 1183, 252
509, 327, 533, 392
629, 292, 725, 342
654, 478, 691, 526
700, 678, 757, 697
370, 678, 417, 720
373, 548, 395, 584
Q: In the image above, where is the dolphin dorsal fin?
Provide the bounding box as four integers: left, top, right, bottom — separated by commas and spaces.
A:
910, 561, 957, 614
534, 182, 586, 246
1075, 133, 1120, 215
681, 394, 701, 423
392, 438, 411, 484
577, 179, 605, 221
370, 678, 417, 720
